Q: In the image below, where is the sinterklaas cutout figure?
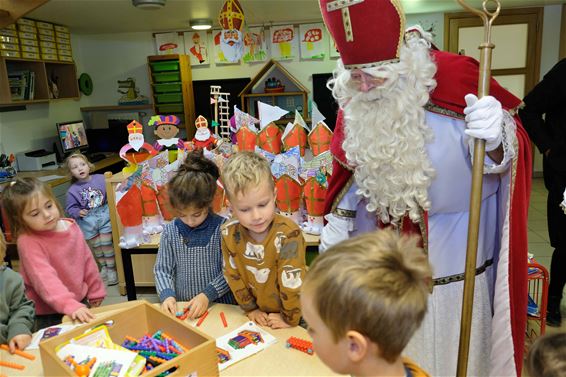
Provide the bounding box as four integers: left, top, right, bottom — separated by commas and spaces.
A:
234, 106, 259, 152
302, 176, 327, 235
119, 120, 158, 173
275, 174, 302, 224
256, 101, 288, 154
308, 102, 333, 156
282, 110, 309, 156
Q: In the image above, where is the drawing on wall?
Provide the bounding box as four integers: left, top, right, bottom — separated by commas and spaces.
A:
329, 37, 340, 59
217, 0, 245, 63
243, 27, 268, 63
270, 25, 298, 60
299, 23, 326, 60
154, 32, 184, 55
184, 31, 209, 66
213, 31, 240, 65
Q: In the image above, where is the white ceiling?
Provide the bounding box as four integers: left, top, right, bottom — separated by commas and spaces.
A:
27, 0, 566, 34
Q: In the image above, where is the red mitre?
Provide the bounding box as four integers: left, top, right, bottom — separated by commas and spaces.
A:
236, 127, 257, 152
116, 185, 143, 227
308, 122, 333, 156
282, 124, 308, 156
219, 0, 244, 31
275, 175, 302, 213
304, 177, 327, 216
257, 123, 282, 154
319, 0, 405, 68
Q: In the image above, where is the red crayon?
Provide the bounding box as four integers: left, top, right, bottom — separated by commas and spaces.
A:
196, 310, 209, 327
220, 311, 228, 327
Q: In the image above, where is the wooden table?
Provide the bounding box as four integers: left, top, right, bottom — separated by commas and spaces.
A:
1, 301, 340, 377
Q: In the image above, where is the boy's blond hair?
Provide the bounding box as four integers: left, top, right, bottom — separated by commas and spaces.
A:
221, 151, 273, 198
303, 229, 432, 363
64, 152, 95, 182
527, 333, 566, 377
1, 177, 63, 238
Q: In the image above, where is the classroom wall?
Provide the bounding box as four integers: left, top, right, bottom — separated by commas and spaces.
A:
0, 6, 561, 173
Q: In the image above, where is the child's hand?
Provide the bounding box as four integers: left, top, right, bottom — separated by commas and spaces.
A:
8, 334, 32, 353
89, 298, 103, 307
187, 293, 209, 319
267, 312, 292, 329
161, 297, 177, 316
246, 309, 269, 326
79, 209, 89, 217
71, 307, 95, 323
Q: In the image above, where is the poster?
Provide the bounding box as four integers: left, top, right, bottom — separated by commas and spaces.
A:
154, 32, 184, 55
243, 27, 268, 63
213, 30, 240, 64
270, 25, 298, 60
329, 37, 340, 58
184, 31, 209, 66
299, 23, 326, 60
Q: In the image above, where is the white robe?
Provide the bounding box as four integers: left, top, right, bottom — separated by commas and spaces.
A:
322, 111, 517, 376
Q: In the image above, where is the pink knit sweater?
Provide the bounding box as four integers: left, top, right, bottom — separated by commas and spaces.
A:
17, 219, 106, 316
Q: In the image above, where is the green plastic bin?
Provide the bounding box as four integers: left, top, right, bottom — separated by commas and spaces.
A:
154, 82, 182, 93
153, 71, 181, 83
157, 103, 184, 113
156, 93, 183, 103
150, 60, 180, 72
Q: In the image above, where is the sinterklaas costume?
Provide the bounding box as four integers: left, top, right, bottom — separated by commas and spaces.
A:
319, 0, 532, 376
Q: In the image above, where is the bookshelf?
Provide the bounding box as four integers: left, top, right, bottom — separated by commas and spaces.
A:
0, 57, 79, 105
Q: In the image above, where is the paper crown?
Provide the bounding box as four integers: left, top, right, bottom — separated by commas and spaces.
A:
218, 0, 245, 31
319, 0, 405, 69
127, 120, 144, 134
195, 115, 209, 129
148, 115, 180, 128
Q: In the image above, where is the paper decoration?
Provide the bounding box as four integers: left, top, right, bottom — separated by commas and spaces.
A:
243, 27, 269, 63
311, 102, 326, 126
119, 120, 158, 170
193, 115, 218, 150
213, 31, 239, 64
258, 101, 288, 129
149, 115, 185, 152
215, 322, 276, 371
270, 25, 298, 60
155, 32, 184, 55
299, 23, 326, 60
184, 31, 209, 66
218, 0, 245, 62
282, 111, 309, 156
234, 106, 259, 132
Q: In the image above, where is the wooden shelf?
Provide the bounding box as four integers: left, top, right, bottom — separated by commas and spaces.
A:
0, 57, 79, 105
80, 104, 154, 112
245, 91, 305, 97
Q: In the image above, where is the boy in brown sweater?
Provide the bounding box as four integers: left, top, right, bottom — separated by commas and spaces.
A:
221, 152, 306, 328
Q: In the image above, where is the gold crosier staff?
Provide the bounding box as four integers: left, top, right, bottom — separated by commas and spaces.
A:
455, 0, 500, 376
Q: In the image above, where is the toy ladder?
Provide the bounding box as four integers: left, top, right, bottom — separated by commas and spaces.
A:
218, 92, 231, 140
210, 85, 221, 136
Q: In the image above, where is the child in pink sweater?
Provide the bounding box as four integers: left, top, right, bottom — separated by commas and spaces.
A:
2, 177, 105, 330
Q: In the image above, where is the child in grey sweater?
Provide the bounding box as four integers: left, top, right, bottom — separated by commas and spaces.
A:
0, 231, 34, 353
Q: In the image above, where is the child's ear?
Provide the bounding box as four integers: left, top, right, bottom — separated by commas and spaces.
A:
345, 330, 368, 363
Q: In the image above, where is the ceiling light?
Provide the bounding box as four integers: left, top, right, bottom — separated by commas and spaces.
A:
132, 0, 166, 10
190, 19, 213, 30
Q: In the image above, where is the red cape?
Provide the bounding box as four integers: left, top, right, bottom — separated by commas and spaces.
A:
325, 50, 532, 375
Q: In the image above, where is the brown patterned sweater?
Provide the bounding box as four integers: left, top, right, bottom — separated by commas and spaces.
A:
221, 214, 306, 326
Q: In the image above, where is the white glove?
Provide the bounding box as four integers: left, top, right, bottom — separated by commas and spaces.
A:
463, 94, 503, 152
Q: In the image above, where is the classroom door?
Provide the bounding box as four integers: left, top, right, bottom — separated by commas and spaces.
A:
445, 7, 543, 171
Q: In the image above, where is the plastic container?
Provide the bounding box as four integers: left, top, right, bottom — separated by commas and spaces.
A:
156, 93, 183, 104
150, 60, 180, 72
153, 71, 181, 83
154, 82, 182, 93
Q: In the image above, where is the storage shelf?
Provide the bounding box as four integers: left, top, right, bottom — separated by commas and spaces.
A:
246, 91, 304, 97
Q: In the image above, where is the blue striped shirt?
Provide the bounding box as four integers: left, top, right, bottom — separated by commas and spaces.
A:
153, 213, 235, 304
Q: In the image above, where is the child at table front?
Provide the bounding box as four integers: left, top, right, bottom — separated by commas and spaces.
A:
64, 152, 118, 286
301, 230, 432, 377
221, 152, 306, 329
154, 150, 235, 319
0, 231, 34, 353
2, 178, 105, 330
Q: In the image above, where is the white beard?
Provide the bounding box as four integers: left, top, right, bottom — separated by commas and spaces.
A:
221, 30, 244, 62
330, 37, 438, 224
129, 133, 144, 151
195, 127, 211, 141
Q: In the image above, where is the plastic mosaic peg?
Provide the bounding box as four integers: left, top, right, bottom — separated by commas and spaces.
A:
286, 336, 314, 355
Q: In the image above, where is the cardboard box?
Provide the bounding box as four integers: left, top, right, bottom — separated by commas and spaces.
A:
17, 24, 37, 34
40, 301, 219, 377
39, 34, 56, 42
21, 38, 39, 47
58, 55, 73, 62
37, 21, 54, 30
21, 51, 40, 59
54, 24, 69, 33
38, 28, 55, 36
0, 50, 20, 57
17, 18, 36, 27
